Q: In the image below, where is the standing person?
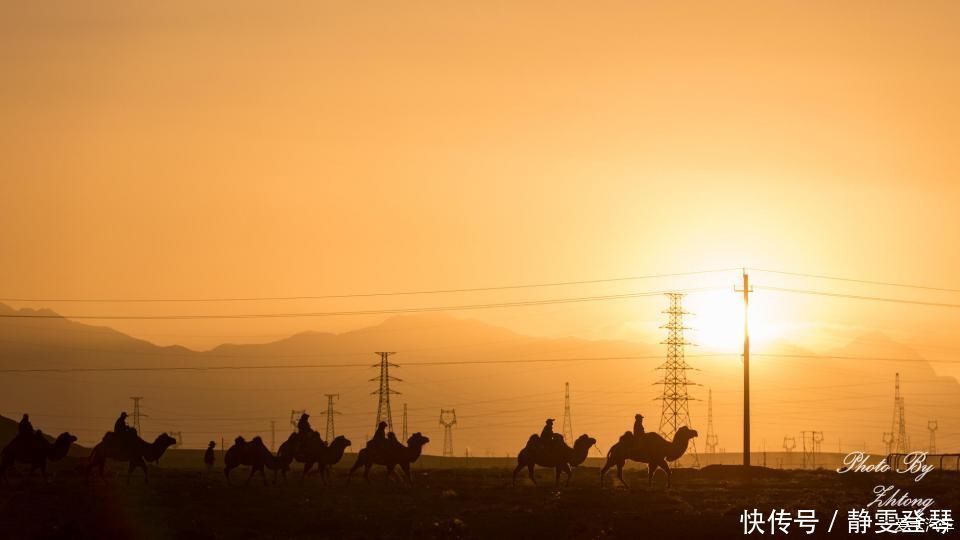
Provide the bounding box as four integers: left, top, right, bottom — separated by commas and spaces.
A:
204, 441, 216, 470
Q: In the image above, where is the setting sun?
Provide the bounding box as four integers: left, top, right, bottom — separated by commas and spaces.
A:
688, 288, 782, 351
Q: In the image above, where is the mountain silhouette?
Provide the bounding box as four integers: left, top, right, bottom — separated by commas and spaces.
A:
1, 303, 957, 454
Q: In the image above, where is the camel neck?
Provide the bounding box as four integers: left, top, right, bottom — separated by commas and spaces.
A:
666, 436, 690, 462
49, 439, 71, 460
570, 442, 591, 466
407, 444, 423, 461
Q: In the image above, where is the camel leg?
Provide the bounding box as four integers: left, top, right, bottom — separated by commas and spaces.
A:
301, 462, 313, 483
562, 463, 572, 487
224, 466, 234, 485
385, 464, 397, 483
658, 460, 671, 488
400, 462, 412, 485
347, 459, 363, 485
616, 462, 627, 488
554, 466, 561, 488
363, 463, 372, 482
245, 467, 256, 487
647, 464, 655, 486
527, 464, 537, 486
260, 466, 268, 486
512, 462, 525, 486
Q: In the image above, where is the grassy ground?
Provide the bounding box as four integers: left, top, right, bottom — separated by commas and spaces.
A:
1, 461, 959, 539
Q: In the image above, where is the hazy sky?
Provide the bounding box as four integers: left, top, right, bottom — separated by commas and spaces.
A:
2, 1, 959, 364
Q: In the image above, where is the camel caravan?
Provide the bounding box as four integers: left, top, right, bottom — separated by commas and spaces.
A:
0, 414, 77, 483
2, 410, 697, 488
512, 414, 697, 488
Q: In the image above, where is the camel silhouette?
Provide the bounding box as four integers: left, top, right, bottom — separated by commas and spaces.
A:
512, 433, 596, 487
224, 436, 278, 486
88, 431, 177, 484
347, 432, 429, 484
277, 433, 352, 484
0, 432, 77, 482
600, 425, 698, 488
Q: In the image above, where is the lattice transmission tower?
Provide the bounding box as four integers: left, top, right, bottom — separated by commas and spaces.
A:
129, 397, 145, 434
439, 409, 457, 457
891, 372, 908, 453
656, 293, 699, 467
705, 388, 719, 454
402, 403, 409, 441
928, 420, 938, 454
561, 382, 574, 442
322, 394, 340, 440
371, 352, 400, 432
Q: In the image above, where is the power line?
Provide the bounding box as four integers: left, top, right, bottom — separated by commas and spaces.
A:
0, 286, 725, 320
751, 268, 960, 294
0, 354, 730, 374
757, 286, 960, 309
0, 268, 738, 304
753, 353, 960, 365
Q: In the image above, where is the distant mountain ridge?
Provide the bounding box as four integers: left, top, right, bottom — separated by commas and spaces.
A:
1, 303, 957, 455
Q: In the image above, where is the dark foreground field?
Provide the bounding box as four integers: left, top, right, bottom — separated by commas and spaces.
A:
2, 463, 959, 539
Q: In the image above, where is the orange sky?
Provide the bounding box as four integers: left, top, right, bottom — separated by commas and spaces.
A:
2, 1, 959, 368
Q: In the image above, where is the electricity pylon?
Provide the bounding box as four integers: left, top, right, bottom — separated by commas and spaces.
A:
655, 292, 699, 467
882, 432, 894, 455
371, 352, 400, 431
439, 408, 457, 457
322, 394, 340, 440
129, 397, 145, 434
705, 388, 719, 454
782, 436, 796, 453
561, 382, 574, 442
928, 420, 938, 454
402, 403, 408, 441
891, 373, 908, 453
800, 431, 823, 469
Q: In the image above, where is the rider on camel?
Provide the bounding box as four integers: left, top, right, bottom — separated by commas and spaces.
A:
297, 412, 312, 434
114, 412, 130, 435
633, 414, 645, 437
18, 414, 33, 438
367, 420, 389, 449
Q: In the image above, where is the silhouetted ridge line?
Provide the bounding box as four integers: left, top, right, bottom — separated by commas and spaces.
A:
0, 268, 739, 303
0, 353, 733, 373
0, 286, 725, 320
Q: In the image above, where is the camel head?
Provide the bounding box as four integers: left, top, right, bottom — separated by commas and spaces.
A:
676, 426, 699, 441
407, 432, 430, 448
155, 433, 178, 449
331, 435, 351, 449
54, 432, 78, 447
573, 434, 597, 450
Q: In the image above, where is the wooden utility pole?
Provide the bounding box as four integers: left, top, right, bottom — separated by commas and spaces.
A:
736, 270, 752, 466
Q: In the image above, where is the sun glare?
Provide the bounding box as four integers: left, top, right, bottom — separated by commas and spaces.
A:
687, 289, 781, 351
